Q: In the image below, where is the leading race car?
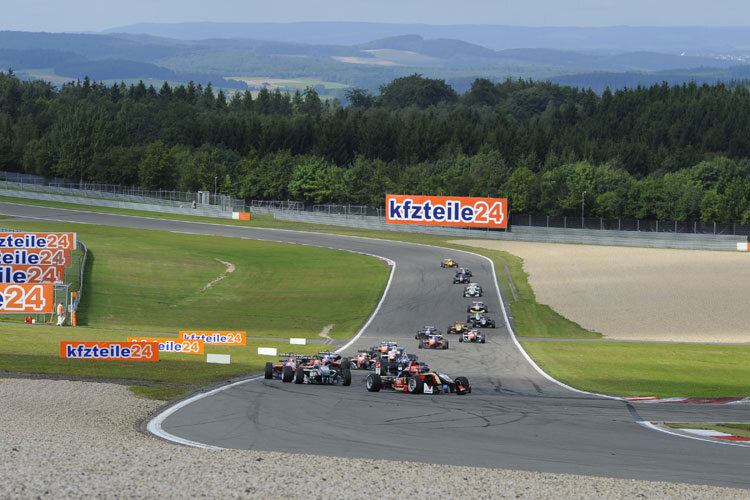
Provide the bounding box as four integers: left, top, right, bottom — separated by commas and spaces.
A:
455, 267, 472, 278
467, 313, 495, 328
447, 321, 471, 335
294, 353, 352, 386
441, 258, 458, 268
458, 329, 486, 343
467, 301, 488, 314
463, 283, 483, 297
367, 341, 399, 357
366, 369, 471, 395
418, 334, 449, 349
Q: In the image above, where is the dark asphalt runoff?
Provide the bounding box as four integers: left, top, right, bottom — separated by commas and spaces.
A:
3, 201, 749, 489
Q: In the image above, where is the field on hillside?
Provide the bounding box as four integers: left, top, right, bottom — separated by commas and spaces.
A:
0, 222, 390, 339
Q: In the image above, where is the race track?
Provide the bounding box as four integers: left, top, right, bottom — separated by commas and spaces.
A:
3, 201, 749, 489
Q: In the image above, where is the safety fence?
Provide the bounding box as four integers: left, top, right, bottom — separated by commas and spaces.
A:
252, 209, 747, 251
0, 171, 250, 213
0, 228, 86, 325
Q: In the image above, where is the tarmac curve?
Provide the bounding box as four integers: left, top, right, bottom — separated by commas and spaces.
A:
2, 202, 749, 489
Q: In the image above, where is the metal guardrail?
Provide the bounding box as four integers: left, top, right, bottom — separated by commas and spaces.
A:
0, 188, 235, 218
266, 210, 747, 251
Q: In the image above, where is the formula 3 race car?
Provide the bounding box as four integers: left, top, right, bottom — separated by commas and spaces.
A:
467, 301, 488, 314
463, 283, 483, 297
467, 313, 495, 328
447, 321, 471, 335
455, 267, 472, 278
453, 273, 471, 284
366, 369, 471, 395
418, 334, 449, 349
352, 350, 378, 370
264, 353, 312, 382
458, 329, 486, 343
441, 258, 458, 268
294, 353, 352, 386
415, 325, 440, 339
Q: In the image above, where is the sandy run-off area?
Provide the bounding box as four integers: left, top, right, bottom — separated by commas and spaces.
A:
454, 240, 750, 343
2, 378, 745, 499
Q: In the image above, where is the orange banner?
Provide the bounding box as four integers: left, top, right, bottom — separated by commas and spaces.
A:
0, 248, 71, 268
0, 283, 54, 313
0, 265, 64, 283
127, 337, 205, 354
179, 331, 246, 345
0, 232, 76, 250
386, 194, 508, 229
60, 341, 159, 361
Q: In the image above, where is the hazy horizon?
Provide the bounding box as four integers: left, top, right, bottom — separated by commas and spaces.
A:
4, 0, 750, 33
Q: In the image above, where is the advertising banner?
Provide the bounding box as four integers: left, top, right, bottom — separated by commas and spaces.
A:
60, 341, 159, 361
127, 337, 205, 354
385, 194, 508, 229
0, 283, 54, 313
0, 248, 71, 268
179, 331, 246, 345
0, 232, 77, 250
0, 265, 64, 284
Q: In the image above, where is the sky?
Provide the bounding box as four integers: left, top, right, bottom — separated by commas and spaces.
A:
3, 0, 750, 32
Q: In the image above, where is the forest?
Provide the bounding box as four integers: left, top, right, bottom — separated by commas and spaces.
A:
1, 70, 750, 222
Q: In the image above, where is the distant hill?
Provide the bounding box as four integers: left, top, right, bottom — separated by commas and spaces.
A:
103, 22, 750, 53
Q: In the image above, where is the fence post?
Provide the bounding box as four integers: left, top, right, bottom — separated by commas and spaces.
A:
694, 221, 697, 233
564, 216, 567, 228
656, 220, 659, 232
637, 220, 640, 231
675, 221, 677, 233
600, 218, 603, 230
733, 223, 736, 235
528, 214, 532, 226
618, 219, 621, 231
546, 215, 549, 227
714, 222, 716, 235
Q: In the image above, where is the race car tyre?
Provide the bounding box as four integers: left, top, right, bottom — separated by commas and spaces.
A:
407, 376, 424, 394
444, 341, 449, 349
418, 343, 423, 349
264, 362, 273, 380
342, 368, 352, 386
459, 336, 463, 342
481, 338, 486, 343
294, 366, 305, 384
341, 358, 351, 370
366, 373, 382, 392
454, 376, 471, 395
282, 365, 293, 383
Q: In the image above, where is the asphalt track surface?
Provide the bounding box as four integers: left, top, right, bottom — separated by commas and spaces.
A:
3, 202, 749, 489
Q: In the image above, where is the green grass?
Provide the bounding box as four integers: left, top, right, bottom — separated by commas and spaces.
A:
521, 341, 750, 398
0, 222, 390, 339
0, 325, 325, 384
128, 385, 192, 401
666, 423, 750, 439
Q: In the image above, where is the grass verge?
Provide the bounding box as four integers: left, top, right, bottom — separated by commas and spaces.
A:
128, 385, 192, 401
521, 341, 750, 398
0, 222, 389, 339
666, 423, 750, 439
0, 325, 324, 384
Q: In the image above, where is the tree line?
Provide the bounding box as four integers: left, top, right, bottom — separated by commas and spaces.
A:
1, 71, 750, 222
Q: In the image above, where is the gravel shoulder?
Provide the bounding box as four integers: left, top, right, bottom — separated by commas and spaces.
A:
1, 378, 746, 498
453, 239, 750, 343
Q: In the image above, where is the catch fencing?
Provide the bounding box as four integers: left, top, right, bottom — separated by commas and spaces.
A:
248, 203, 748, 251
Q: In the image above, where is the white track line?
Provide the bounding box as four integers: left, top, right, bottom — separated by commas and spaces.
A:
638, 422, 750, 448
